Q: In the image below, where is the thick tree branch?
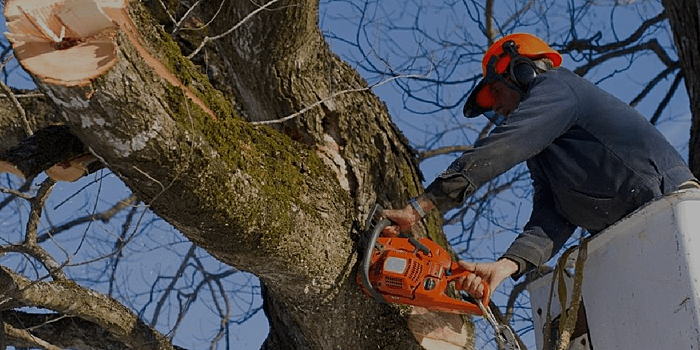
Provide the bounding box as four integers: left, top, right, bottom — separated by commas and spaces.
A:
3, 0, 449, 348
0, 266, 176, 350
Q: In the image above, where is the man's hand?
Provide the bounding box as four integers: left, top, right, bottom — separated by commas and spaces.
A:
456, 258, 519, 299
381, 195, 436, 236
381, 204, 420, 236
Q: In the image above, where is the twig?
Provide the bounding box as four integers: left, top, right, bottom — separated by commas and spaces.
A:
171, 0, 205, 36
418, 145, 472, 162
178, 0, 227, 33
0, 186, 33, 200
0, 54, 32, 136
0, 93, 45, 99
251, 73, 427, 125
157, 0, 178, 26
187, 0, 283, 59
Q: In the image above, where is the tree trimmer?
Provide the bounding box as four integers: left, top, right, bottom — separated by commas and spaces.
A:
357, 204, 523, 350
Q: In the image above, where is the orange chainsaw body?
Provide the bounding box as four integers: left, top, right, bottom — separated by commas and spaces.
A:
357, 234, 490, 315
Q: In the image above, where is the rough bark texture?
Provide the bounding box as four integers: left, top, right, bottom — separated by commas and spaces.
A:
0, 92, 63, 152
663, 0, 700, 176
0, 267, 174, 350
2, 0, 457, 349
2, 310, 128, 350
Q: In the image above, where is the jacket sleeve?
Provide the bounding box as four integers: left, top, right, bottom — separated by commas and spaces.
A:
501, 158, 577, 277
425, 71, 579, 212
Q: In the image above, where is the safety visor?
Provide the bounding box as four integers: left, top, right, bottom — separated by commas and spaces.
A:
463, 78, 497, 118
463, 53, 507, 119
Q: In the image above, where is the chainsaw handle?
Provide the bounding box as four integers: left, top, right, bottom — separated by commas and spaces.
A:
360, 204, 392, 304
399, 232, 431, 255
447, 262, 492, 311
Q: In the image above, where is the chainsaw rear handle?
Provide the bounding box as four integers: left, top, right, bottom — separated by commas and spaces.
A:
447, 262, 492, 309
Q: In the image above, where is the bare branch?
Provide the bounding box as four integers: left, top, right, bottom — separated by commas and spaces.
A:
157, 0, 178, 26
151, 244, 197, 327
485, 0, 495, 44
650, 70, 684, 125
0, 266, 176, 350
418, 145, 472, 162
630, 66, 677, 107
37, 194, 139, 243
171, 0, 205, 36
574, 39, 675, 77
4, 322, 62, 350
252, 73, 428, 125
187, 0, 284, 59
0, 54, 32, 136
0, 186, 33, 200
562, 11, 667, 55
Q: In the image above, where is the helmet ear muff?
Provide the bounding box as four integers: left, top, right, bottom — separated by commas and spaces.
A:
501, 40, 539, 91
509, 57, 538, 88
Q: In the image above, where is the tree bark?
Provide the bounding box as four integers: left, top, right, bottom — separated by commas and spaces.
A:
663, 0, 700, 176
3, 0, 458, 349
0, 267, 174, 350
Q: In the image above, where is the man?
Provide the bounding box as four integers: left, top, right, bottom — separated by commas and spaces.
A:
382, 33, 698, 298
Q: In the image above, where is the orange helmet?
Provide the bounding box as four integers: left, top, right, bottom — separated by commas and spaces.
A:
463, 33, 562, 119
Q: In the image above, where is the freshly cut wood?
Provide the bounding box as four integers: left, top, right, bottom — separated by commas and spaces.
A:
5, 0, 216, 119
46, 154, 98, 182
4, 0, 125, 87
0, 160, 23, 178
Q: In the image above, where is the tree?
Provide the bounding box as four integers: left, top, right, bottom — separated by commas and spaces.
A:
0, 0, 697, 349
662, 0, 700, 175
0, 0, 448, 349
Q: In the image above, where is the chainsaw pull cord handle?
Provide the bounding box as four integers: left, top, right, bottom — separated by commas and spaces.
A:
360, 204, 392, 304
446, 262, 492, 314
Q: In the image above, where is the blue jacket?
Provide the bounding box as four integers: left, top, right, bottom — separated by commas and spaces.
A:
425, 67, 695, 275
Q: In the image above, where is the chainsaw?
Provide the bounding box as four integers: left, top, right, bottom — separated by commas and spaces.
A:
356, 203, 491, 315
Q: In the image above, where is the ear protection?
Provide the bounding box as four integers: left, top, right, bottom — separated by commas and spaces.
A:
501, 40, 539, 91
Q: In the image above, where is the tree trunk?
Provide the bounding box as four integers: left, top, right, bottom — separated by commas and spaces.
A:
3, 0, 465, 348
663, 0, 700, 176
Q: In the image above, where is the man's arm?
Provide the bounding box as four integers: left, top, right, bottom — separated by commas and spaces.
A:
501, 158, 577, 277
425, 71, 579, 213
